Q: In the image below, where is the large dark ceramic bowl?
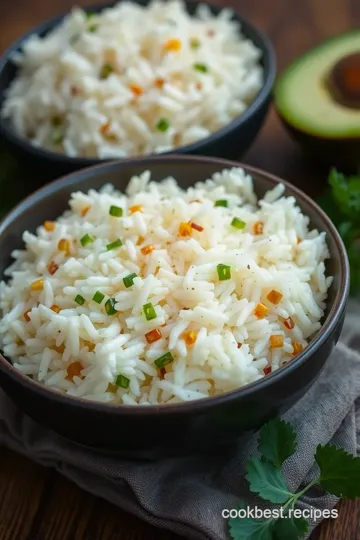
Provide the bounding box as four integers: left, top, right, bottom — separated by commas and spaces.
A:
0, 0, 275, 181
0, 156, 349, 459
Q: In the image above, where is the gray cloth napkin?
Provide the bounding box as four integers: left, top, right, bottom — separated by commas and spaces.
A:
1, 301, 360, 540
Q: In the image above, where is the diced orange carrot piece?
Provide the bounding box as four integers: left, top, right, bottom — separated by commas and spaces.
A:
190, 222, 204, 232
44, 221, 56, 232
50, 304, 61, 313
292, 341, 303, 356
141, 244, 155, 255
47, 261, 59, 276
24, 309, 31, 322
100, 121, 111, 135
270, 335, 284, 348
282, 317, 295, 330
81, 206, 90, 217
130, 84, 143, 96
266, 289, 283, 305
182, 330, 197, 346
178, 222, 192, 237
129, 205, 144, 215
66, 361, 84, 381
264, 366, 272, 375
154, 78, 165, 88
31, 279, 44, 291
253, 221, 264, 235
253, 303, 269, 319
163, 38, 182, 52
145, 328, 162, 344
58, 239, 70, 254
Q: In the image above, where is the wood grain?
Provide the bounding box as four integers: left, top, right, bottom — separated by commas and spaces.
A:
0, 0, 359, 539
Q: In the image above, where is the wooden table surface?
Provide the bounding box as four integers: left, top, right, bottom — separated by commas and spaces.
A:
1, 0, 360, 539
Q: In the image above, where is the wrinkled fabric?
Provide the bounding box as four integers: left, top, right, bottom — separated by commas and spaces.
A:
1, 301, 359, 540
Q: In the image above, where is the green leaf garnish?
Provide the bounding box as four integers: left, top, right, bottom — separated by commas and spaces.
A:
273, 515, 309, 540
258, 418, 297, 469
315, 444, 360, 498
319, 168, 360, 293
229, 505, 274, 540
245, 458, 292, 503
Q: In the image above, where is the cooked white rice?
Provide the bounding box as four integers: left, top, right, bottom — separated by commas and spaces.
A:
0, 168, 332, 405
1, 0, 263, 159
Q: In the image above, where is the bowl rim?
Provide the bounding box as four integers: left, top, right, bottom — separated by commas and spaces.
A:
0, 154, 350, 415
0, 0, 276, 165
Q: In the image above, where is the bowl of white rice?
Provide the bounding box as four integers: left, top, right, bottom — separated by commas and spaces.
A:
0, 156, 349, 457
0, 0, 275, 179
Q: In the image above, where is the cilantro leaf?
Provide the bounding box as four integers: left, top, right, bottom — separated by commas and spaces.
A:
328, 168, 360, 218
319, 168, 360, 294
246, 458, 293, 503
315, 444, 360, 498
258, 418, 297, 468
229, 505, 274, 540
273, 514, 309, 540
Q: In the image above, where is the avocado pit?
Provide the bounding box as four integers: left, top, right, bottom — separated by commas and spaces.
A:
327, 52, 360, 109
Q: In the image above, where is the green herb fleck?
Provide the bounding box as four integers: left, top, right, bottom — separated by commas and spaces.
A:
115, 374, 130, 389
156, 118, 170, 132
109, 205, 123, 217
88, 24, 98, 32
106, 238, 122, 250
193, 62, 208, 73
143, 302, 156, 321
75, 294, 85, 305
105, 298, 117, 315
100, 63, 114, 79
231, 217, 246, 230
154, 352, 174, 368
92, 291, 105, 304
217, 263, 231, 281
190, 38, 201, 49
80, 233, 94, 247
123, 273, 137, 288
214, 199, 228, 207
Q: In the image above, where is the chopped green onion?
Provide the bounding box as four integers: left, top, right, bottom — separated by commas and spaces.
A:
143, 302, 157, 321
193, 62, 208, 73
75, 294, 85, 305
217, 264, 231, 281
92, 291, 105, 304
231, 217, 246, 230
80, 233, 94, 247
109, 205, 123, 217
154, 352, 174, 369
115, 374, 130, 389
52, 128, 64, 145
88, 24, 98, 32
156, 118, 170, 132
123, 273, 137, 288
105, 298, 117, 315
214, 200, 228, 208
100, 63, 114, 79
86, 11, 96, 19
106, 238, 123, 250
190, 38, 201, 49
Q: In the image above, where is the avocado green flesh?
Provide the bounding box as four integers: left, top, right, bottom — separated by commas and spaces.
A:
275, 31, 360, 138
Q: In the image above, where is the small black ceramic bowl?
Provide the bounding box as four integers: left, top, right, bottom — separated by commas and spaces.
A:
0, 0, 275, 181
0, 156, 349, 459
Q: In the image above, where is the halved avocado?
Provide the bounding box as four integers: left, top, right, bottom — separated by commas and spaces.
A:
274, 30, 360, 168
